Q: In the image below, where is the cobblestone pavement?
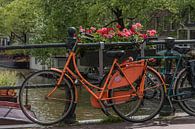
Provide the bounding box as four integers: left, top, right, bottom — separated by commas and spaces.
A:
0, 114, 193, 129
1, 113, 195, 129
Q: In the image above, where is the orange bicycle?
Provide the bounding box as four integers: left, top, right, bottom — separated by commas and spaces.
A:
19, 37, 166, 125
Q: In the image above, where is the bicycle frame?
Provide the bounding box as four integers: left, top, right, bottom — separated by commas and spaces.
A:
141, 53, 183, 97
47, 51, 148, 108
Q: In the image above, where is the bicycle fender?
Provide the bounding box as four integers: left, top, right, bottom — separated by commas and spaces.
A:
172, 68, 186, 96
147, 66, 167, 93
50, 68, 78, 103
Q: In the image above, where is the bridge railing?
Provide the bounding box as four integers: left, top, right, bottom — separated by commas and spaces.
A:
0, 27, 195, 90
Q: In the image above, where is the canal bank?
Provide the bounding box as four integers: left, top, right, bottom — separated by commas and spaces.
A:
0, 67, 106, 123
0, 113, 195, 129
1, 67, 195, 129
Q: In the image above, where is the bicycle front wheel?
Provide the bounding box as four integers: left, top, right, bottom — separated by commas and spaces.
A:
19, 70, 75, 125
110, 67, 165, 122
175, 68, 195, 115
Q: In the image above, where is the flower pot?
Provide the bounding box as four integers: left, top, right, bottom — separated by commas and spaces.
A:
79, 49, 156, 67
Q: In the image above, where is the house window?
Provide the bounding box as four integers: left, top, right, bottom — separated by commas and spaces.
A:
35, 58, 39, 65
163, 16, 170, 31
178, 30, 188, 39
191, 14, 195, 23
154, 17, 160, 30
190, 30, 195, 39
170, 20, 178, 31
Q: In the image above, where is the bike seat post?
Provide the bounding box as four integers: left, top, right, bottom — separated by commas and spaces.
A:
140, 40, 146, 57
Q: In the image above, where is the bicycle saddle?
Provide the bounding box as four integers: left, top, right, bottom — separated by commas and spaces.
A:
106, 50, 126, 58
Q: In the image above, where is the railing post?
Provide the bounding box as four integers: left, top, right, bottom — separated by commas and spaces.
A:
99, 42, 104, 80
160, 37, 175, 116
140, 41, 146, 57
63, 27, 77, 124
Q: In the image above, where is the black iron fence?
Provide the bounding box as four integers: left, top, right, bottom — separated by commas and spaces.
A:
0, 27, 195, 90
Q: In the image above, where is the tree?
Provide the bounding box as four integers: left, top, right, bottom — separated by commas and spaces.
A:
0, 0, 42, 43
1, 0, 195, 43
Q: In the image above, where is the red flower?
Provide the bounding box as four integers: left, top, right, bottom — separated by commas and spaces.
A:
135, 23, 142, 29
123, 28, 133, 37
90, 27, 96, 31
97, 27, 114, 35
85, 29, 93, 34
116, 24, 122, 29
141, 34, 148, 39
131, 24, 137, 31
79, 23, 157, 43
103, 34, 114, 39
147, 29, 157, 37
117, 30, 124, 37
79, 26, 85, 33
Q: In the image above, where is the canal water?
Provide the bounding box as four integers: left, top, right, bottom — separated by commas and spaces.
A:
0, 67, 106, 121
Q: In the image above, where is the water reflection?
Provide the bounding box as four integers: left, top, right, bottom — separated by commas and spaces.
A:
0, 67, 106, 121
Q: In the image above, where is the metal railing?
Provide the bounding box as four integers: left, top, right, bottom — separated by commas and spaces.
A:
0, 27, 195, 90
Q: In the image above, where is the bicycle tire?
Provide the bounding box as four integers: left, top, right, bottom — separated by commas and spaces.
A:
19, 70, 75, 125
175, 68, 195, 115
110, 66, 165, 122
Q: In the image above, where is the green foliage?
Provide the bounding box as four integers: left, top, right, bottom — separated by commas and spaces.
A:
0, 0, 195, 62
0, 71, 17, 86
0, 0, 42, 36
1, 0, 194, 42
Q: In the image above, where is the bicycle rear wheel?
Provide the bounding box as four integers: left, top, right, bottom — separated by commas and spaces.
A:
19, 70, 75, 125
175, 68, 195, 115
110, 67, 165, 122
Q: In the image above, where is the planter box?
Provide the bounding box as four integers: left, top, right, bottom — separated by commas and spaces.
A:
80, 49, 156, 67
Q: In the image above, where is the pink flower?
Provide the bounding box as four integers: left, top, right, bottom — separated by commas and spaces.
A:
85, 29, 93, 34
122, 28, 133, 37
79, 26, 85, 33
97, 27, 114, 35
147, 29, 157, 37
123, 28, 129, 32
79, 23, 157, 43
90, 27, 96, 31
103, 34, 113, 39
135, 23, 142, 29
116, 24, 122, 29
141, 34, 148, 39
131, 24, 137, 31
117, 31, 124, 37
